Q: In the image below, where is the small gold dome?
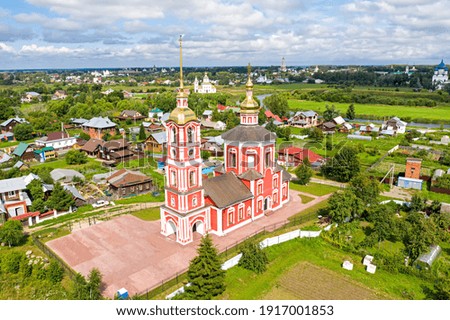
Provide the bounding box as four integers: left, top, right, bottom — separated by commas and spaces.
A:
168, 107, 197, 125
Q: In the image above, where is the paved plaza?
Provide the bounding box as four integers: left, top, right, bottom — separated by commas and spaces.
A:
47, 190, 329, 298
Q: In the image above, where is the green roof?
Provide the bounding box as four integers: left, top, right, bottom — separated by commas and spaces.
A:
34, 146, 54, 154
12, 142, 29, 157
150, 108, 163, 113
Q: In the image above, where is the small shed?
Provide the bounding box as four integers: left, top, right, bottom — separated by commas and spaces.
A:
397, 176, 423, 190
414, 245, 441, 270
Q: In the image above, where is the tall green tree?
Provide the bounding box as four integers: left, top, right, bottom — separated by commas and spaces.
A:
349, 174, 380, 206
0, 220, 24, 247
87, 268, 103, 300
263, 94, 288, 117
238, 241, 268, 274
294, 163, 313, 185
13, 123, 34, 141
346, 103, 355, 120
322, 104, 340, 122
403, 212, 436, 261
138, 123, 146, 140
65, 149, 88, 165
184, 234, 225, 300
321, 146, 360, 182
46, 183, 74, 211
326, 190, 363, 223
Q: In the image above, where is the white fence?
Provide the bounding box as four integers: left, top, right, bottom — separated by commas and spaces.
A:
166, 227, 323, 299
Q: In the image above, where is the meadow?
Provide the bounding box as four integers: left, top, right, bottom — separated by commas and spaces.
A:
288, 100, 450, 123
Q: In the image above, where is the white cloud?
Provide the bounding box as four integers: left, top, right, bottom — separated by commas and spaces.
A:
18, 44, 85, 56
0, 42, 16, 54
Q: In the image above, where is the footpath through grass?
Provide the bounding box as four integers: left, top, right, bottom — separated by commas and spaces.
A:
221, 237, 429, 300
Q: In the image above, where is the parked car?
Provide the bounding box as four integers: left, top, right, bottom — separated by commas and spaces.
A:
92, 200, 110, 208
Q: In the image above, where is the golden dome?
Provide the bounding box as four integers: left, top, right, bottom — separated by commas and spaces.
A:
240, 63, 259, 114
168, 106, 197, 125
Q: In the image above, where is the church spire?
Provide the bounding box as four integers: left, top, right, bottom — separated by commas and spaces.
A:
177, 35, 186, 98
168, 34, 197, 125
239, 63, 259, 125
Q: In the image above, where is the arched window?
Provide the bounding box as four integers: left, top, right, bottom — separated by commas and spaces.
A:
188, 148, 195, 159
171, 170, 177, 187
192, 196, 198, 207
265, 149, 271, 168
171, 127, 177, 144
187, 127, 194, 144
189, 170, 196, 187
228, 149, 237, 168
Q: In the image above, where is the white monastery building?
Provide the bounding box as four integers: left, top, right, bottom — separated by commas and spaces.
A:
193, 73, 217, 94
160, 38, 291, 245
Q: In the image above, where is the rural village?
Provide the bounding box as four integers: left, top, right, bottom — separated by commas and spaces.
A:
1, 41, 450, 300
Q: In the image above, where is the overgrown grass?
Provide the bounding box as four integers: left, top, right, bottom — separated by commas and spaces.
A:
131, 207, 161, 221
290, 181, 340, 196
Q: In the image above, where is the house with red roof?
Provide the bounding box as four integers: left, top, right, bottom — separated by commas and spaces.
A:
265, 110, 282, 122
277, 147, 323, 167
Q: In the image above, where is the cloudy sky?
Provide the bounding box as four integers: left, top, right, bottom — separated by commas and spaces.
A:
0, 0, 449, 69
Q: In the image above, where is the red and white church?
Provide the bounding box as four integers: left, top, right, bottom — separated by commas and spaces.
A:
160, 41, 291, 245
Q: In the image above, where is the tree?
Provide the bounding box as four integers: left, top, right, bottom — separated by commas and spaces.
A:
326, 135, 333, 150
47, 261, 64, 284
46, 183, 74, 211
321, 146, 360, 182
71, 269, 103, 300
263, 94, 289, 117
184, 234, 225, 299
322, 104, 340, 122
403, 212, 436, 261
27, 178, 44, 201
265, 119, 277, 132
294, 163, 313, 185
276, 126, 291, 140
87, 268, 103, 300
138, 123, 146, 140
326, 190, 363, 223
346, 104, 355, 120
309, 127, 324, 142
409, 194, 427, 212
13, 123, 34, 141
0, 220, 24, 247
65, 149, 88, 165
30, 198, 46, 213
348, 174, 380, 206
369, 204, 398, 247
238, 241, 268, 274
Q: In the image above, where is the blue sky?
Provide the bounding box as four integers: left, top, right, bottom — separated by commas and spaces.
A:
0, 0, 449, 69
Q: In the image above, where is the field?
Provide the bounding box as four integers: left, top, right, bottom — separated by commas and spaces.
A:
263, 262, 381, 300
222, 237, 430, 300
288, 100, 450, 123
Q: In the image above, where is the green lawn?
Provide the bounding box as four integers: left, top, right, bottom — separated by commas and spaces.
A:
115, 192, 164, 204
298, 194, 315, 204
288, 100, 450, 123
131, 207, 161, 221
290, 181, 340, 196
221, 237, 430, 300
